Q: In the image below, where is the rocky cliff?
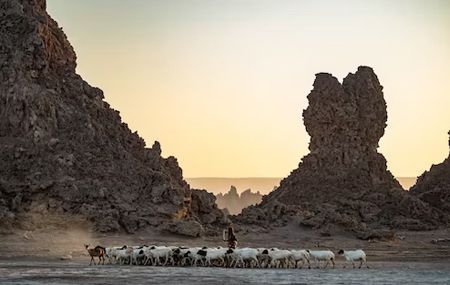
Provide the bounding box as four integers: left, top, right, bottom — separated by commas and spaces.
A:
410, 131, 450, 216
0, 0, 226, 235
237, 67, 448, 238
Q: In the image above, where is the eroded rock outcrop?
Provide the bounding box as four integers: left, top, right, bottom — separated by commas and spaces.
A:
216, 186, 262, 215
0, 0, 226, 235
236, 67, 447, 236
410, 131, 450, 215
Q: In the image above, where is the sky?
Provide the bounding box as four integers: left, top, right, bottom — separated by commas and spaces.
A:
47, 0, 450, 178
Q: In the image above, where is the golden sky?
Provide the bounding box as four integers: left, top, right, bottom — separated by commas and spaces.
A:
47, 0, 450, 178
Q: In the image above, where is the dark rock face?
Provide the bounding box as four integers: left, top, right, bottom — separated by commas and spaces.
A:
410, 131, 450, 216
0, 0, 226, 235
236, 67, 447, 235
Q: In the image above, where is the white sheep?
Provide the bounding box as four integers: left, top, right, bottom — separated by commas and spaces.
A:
337, 249, 369, 269
131, 247, 147, 265
182, 247, 205, 266
104, 247, 119, 264
202, 247, 227, 267
114, 247, 133, 265
291, 249, 311, 269
144, 246, 172, 266
261, 248, 293, 269
307, 250, 335, 269
256, 248, 271, 268
226, 248, 259, 268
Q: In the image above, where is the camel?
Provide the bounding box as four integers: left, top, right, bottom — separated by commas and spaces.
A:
85, 244, 106, 265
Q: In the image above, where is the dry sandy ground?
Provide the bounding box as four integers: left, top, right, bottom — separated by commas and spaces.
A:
0, 224, 449, 284
1, 223, 449, 262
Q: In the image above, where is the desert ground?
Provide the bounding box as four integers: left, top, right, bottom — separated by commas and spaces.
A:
1, 223, 449, 284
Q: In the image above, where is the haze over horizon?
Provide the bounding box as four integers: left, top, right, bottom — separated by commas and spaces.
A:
47, 0, 450, 178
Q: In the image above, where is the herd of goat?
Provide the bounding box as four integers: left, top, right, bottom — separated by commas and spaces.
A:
84, 244, 369, 269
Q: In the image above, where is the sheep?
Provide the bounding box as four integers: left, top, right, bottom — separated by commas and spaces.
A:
115, 247, 133, 265
182, 248, 206, 266
105, 246, 120, 264
172, 247, 194, 266
105, 245, 128, 264
144, 246, 172, 266
261, 248, 293, 268
338, 249, 369, 269
226, 248, 259, 268
201, 247, 228, 267
291, 249, 311, 269
307, 250, 335, 269
98, 243, 366, 270
171, 247, 189, 266
131, 247, 147, 265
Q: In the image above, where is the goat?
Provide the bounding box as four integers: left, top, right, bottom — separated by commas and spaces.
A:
84, 244, 106, 266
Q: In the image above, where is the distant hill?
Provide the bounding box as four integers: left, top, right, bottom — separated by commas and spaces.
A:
187, 177, 417, 196
187, 177, 281, 195
214, 186, 263, 215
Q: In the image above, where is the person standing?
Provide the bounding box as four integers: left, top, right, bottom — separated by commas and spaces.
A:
226, 223, 237, 249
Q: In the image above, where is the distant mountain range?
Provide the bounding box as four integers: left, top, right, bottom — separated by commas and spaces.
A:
186, 177, 417, 195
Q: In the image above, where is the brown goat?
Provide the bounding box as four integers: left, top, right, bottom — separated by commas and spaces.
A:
85, 244, 106, 265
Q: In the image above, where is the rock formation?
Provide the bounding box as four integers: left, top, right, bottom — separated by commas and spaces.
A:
0, 0, 226, 235
410, 131, 450, 216
216, 186, 262, 215
237, 67, 447, 237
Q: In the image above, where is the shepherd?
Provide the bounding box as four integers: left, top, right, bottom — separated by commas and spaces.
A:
223, 223, 238, 249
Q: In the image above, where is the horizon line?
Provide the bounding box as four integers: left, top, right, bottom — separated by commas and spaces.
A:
186, 176, 418, 179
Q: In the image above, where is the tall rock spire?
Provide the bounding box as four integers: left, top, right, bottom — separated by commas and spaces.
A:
237, 67, 447, 237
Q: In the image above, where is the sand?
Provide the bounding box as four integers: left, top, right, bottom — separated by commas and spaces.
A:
1, 224, 449, 284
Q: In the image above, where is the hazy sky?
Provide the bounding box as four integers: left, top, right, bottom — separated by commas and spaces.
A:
47, 0, 450, 178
